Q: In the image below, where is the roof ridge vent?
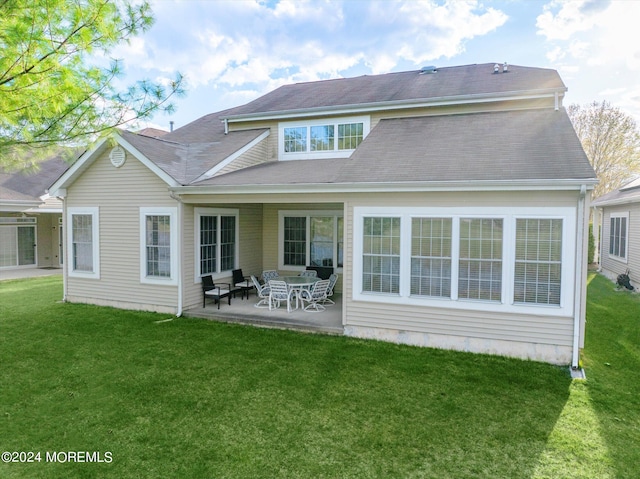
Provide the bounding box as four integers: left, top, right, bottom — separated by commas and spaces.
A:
420, 65, 437, 74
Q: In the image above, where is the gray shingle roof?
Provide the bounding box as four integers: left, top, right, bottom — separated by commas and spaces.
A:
223, 64, 566, 118
0, 156, 71, 201
592, 178, 640, 206
120, 126, 268, 185
192, 108, 594, 187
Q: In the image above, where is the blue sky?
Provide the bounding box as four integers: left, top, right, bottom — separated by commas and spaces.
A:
110, 0, 640, 131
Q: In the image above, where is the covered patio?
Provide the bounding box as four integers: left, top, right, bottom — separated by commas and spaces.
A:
184, 292, 343, 335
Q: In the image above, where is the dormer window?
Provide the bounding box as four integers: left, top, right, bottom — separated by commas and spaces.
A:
279, 116, 370, 160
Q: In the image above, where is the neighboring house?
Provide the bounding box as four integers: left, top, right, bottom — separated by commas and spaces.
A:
49, 63, 597, 367
592, 177, 640, 290
0, 155, 70, 274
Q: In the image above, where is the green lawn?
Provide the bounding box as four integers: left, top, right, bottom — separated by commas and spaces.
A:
0, 273, 637, 478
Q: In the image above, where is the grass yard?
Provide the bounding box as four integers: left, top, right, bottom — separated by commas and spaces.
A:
0, 273, 638, 478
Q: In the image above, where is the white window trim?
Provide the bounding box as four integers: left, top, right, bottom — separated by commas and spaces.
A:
278, 116, 371, 161
140, 207, 178, 285
67, 207, 100, 279
278, 210, 344, 272
194, 207, 240, 282
352, 206, 576, 317
608, 212, 629, 263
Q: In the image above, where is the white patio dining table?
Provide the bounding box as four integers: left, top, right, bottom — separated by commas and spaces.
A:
279, 276, 320, 311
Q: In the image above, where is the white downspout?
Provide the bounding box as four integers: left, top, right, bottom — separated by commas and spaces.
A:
170, 192, 184, 317
572, 185, 587, 370
57, 190, 68, 302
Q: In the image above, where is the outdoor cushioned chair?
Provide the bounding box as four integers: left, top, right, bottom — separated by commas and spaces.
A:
201, 275, 234, 309
321, 273, 338, 305
232, 268, 253, 299
298, 278, 331, 312
262, 270, 279, 283
268, 279, 295, 312
251, 275, 271, 308
299, 269, 318, 277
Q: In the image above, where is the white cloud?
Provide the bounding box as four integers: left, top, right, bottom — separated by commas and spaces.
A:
538, 1, 640, 71
536, 0, 601, 41
130, 0, 509, 96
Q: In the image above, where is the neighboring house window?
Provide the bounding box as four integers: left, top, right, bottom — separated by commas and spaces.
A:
279, 211, 344, 270
279, 116, 370, 160
411, 217, 452, 298
67, 207, 99, 279
362, 216, 400, 294
353, 207, 576, 316
140, 207, 177, 285
195, 208, 239, 279
609, 213, 628, 261
458, 218, 503, 302
514, 219, 563, 305
0, 217, 37, 268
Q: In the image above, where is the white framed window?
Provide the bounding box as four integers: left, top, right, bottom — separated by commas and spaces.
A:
362, 216, 401, 294
140, 207, 178, 285
458, 218, 503, 302
609, 213, 628, 262
279, 116, 370, 160
67, 207, 100, 279
353, 206, 576, 316
195, 208, 239, 281
514, 218, 563, 305
411, 217, 452, 298
278, 210, 344, 271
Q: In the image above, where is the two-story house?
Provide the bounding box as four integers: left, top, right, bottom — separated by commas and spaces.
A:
49, 63, 597, 367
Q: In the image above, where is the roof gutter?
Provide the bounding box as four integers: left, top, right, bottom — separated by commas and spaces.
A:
222, 88, 567, 123
591, 195, 640, 207
171, 178, 596, 196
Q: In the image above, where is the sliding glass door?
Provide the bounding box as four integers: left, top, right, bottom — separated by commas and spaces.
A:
0, 219, 37, 268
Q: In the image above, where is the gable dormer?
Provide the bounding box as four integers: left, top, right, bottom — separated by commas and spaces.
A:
278, 116, 371, 161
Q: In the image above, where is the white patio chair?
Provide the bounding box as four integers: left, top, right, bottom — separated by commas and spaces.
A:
268, 279, 295, 312
299, 279, 331, 312
251, 275, 271, 308
320, 273, 338, 305
299, 269, 318, 277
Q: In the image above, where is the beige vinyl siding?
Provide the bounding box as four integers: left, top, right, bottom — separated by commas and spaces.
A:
343, 189, 580, 351
261, 203, 343, 281
214, 137, 270, 176
35, 213, 61, 267
181, 203, 264, 310
600, 203, 640, 285
65, 149, 179, 313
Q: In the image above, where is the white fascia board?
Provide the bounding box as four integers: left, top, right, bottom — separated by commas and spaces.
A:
223, 89, 566, 123
48, 137, 110, 196
0, 200, 42, 212
191, 130, 270, 183
171, 178, 596, 197
49, 133, 180, 196
592, 195, 640, 207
